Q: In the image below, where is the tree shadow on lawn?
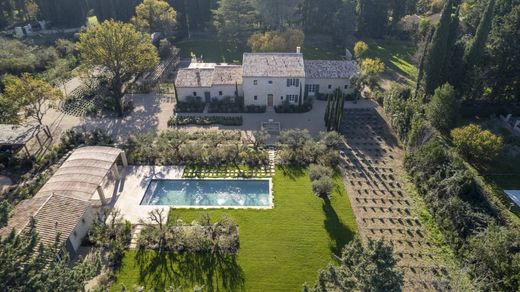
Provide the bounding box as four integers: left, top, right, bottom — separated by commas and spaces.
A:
322, 196, 355, 257
135, 250, 245, 291
279, 166, 305, 180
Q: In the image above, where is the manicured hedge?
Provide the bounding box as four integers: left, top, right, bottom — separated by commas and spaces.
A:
274, 102, 312, 113
168, 115, 243, 126
176, 96, 205, 113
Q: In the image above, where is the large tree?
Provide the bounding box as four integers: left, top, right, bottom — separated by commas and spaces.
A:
484, 2, 520, 102
253, 0, 301, 30
131, 0, 177, 38
331, 0, 356, 45
248, 29, 304, 52
464, 0, 495, 68
356, 0, 389, 38
76, 20, 159, 116
3, 73, 62, 135
297, 0, 342, 33
306, 238, 403, 291
213, 0, 258, 46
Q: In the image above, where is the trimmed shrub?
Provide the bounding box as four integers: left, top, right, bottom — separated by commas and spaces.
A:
168, 115, 242, 127
275, 99, 313, 113
208, 96, 244, 113
244, 105, 266, 113
176, 96, 205, 113
309, 164, 333, 181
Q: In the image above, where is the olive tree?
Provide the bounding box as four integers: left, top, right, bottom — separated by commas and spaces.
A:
3, 73, 62, 136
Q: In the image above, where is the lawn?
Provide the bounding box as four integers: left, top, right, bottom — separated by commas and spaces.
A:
112, 167, 358, 291
364, 39, 417, 83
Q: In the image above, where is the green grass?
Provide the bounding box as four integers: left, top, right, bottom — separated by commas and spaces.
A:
364, 39, 417, 83
112, 167, 358, 291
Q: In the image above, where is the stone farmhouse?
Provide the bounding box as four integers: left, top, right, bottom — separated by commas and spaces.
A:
175, 48, 359, 108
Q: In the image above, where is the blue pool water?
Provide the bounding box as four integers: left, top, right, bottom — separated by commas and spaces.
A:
140, 179, 271, 207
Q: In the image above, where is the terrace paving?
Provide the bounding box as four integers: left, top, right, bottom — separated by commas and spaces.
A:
339, 106, 446, 291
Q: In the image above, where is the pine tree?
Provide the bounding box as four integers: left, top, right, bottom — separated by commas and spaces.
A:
464, 0, 495, 68
424, 0, 454, 95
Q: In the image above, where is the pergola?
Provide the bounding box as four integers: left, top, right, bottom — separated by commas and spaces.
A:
0, 124, 43, 156
34, 146, 128, 205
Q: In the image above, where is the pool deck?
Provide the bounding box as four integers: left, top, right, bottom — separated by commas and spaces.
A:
113, 166, 185, 224
113, 166, 274, 224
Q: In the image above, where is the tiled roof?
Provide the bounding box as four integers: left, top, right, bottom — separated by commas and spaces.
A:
33, 194, 91, 246
242, 53, 305, 77
175, 68, 214, 88
304, 60, 359, 79
176, 65, 243, 88
0, 196, 49, 238
0, 194, 90, 247
212, 66, 243, 86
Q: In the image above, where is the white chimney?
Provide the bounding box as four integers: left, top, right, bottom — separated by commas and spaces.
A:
296, 46, 301, 54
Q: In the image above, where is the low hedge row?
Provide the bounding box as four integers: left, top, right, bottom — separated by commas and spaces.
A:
275, 103, 312, 113
168, 115, 243, 126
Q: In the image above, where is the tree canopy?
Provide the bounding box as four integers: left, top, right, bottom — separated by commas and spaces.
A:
307, 238, 403, 291
131, 0, 177, 38
0, 219, 101, 291
248, 29, 304, 52
3, 73, 62, 134
76, 20, 159, 116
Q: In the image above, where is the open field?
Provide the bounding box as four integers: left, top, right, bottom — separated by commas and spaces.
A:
112, 167, 358, 290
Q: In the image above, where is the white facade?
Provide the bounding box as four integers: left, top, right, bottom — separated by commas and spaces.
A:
306, 78, 356, 97
243, 77, 305, 106
67, 207, 96, 254
177, 84, 243, 102
174, 52, 359, 108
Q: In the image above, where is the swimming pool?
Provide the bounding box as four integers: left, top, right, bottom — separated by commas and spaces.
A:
140, 179, 272, 208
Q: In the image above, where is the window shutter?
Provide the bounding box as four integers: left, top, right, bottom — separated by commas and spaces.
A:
296, 79, 299, 87
287, 79, 290, 87
316, 84, 320, 94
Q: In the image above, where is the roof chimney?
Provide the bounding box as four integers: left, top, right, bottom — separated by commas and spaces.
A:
296, 46, 301, 54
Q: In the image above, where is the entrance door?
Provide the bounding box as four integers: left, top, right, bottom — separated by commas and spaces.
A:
204, 92, 211, 103
267, 94, 274, 106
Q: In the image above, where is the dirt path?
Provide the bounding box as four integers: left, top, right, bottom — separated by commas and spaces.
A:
339, 107, 446, 290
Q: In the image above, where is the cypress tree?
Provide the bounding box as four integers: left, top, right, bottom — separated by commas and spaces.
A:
335, 90, 345, 131
424, 0, 454, 95
464, 0, 495, 68
325, 95, 331, 128
444, 7, 465, 89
